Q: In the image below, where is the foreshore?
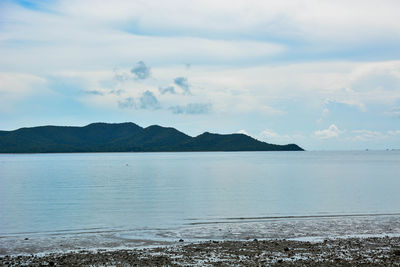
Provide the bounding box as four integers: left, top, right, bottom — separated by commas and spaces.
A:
1, 236, 399, 266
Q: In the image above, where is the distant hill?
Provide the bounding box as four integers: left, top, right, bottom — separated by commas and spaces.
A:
0, 122, 304, 153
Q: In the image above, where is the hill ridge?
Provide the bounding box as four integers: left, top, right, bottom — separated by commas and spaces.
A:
0, 122, 304, 153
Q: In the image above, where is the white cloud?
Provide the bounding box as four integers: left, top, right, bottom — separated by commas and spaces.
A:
325, 97, 367, 112
258, 129, 304, 144
351, 130, 387, 141
259, 129, 280, 139
237, 129, 250, 136
2, 1, 400, 116
2, 0, 400, 74
314, 124, 343, 139
37, 60, 400, 119
314, 128, 400, 142
385, 106, 400, 117
0, 72, 45, 95
346, 129, 400, 142
0, 72, 47, 111
54, 0, 400, 46
0, 2, 286, 72
388, 130, 400, 136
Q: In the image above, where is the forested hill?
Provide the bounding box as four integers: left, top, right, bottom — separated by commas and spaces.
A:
0, 122, 304, 153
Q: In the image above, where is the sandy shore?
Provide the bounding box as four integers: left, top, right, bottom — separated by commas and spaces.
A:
1, 236, 400, 266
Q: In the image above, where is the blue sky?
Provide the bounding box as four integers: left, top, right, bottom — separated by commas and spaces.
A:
1, 0, 400, 150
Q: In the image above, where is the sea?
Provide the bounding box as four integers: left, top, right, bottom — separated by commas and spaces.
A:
1, 151, 399, 255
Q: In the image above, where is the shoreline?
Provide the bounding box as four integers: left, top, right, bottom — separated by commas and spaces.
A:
2, 237, 400, 266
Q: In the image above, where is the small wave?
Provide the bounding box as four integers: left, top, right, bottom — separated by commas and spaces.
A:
187, 212, 400, 225
0, 227, 116, 238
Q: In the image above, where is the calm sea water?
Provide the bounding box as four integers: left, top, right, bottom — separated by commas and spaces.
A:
1, 151, 400, 254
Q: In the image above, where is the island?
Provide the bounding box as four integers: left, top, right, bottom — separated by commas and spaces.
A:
0, 122, 304, 153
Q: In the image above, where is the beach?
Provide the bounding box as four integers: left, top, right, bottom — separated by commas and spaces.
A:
2, 236, 400, 266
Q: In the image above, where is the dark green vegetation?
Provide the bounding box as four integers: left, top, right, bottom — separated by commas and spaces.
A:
0, 122, 303, 153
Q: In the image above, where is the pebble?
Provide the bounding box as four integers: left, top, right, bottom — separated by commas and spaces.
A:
1, 237, 399, 266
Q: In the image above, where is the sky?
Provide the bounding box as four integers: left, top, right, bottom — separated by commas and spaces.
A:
0, 0, 400, 150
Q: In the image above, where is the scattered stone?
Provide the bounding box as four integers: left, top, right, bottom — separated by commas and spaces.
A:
2, 236, 400, 266
179, 239, 184, 242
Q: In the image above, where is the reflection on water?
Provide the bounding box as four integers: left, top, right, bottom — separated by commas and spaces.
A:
0, 151, 399, 254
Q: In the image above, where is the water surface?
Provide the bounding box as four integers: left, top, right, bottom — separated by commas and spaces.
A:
1, 151, 399, 254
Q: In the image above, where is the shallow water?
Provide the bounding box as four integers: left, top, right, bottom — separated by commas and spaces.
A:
1, 151, 399, 254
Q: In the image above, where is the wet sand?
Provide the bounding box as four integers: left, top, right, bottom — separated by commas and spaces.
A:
1, 236, 400, 266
